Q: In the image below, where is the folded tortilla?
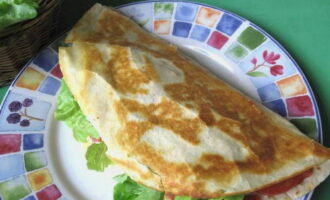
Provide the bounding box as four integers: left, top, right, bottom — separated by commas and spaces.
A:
59, 4, 330, 199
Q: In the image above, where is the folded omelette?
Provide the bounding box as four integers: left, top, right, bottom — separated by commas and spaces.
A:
58, 4, 330, 200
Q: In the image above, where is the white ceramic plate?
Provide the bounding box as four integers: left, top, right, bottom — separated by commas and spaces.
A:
0, 1, 321, 200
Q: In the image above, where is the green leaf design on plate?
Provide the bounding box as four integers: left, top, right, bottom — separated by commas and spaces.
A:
246, 71, 267, 77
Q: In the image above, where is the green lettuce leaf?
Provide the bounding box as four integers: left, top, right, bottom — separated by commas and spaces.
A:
55, 81, 112, 171
113, 174, 129, 183
113, 174, 164, 200
114, 175, 244, 200
55, 81, 99, 142
0, 0, 39, 29
85, 142, 112, 172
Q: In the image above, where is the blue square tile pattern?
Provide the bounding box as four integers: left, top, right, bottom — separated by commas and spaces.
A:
257, 83, 281, 102
33, 48, 58, 72
0, 154, 25, 181
190, 25, 211, 42
263, 99, 287, 117
38, 76, 61, 96
173, 21, 192, 38
174, 3, 198, 22
23, 134, 44, 150
24, 195, 37, 200
216, 13, 242, 36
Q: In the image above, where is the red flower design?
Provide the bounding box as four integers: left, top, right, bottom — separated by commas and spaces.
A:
263, 50, 280, 64
251, 57, 257, 65
270, 65, 284, 76
247, 50, 284, 77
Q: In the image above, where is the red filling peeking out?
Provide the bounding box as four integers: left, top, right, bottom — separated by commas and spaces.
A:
169, 169, 313, 200
244, 169, 313, 200
256, 168, 313, 196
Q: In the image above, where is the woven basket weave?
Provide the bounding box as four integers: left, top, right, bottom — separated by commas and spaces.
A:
0, 0, 61, 86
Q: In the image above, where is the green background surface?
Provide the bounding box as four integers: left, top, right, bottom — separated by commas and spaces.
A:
0, 0, 329, 199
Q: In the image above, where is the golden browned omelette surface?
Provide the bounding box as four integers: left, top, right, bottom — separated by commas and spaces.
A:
59, 4, 330, 199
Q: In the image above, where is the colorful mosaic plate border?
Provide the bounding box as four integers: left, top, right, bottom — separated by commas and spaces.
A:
0, 1, 322, 200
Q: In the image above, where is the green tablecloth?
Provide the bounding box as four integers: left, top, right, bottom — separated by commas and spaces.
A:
1, 0, 329, 199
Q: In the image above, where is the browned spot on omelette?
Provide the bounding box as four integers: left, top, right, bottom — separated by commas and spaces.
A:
79, 44, 150, 94
130, 142, 238, 197
313, 142, 330, 158
142, 56, 160, 82
195, 154, 239, 184
106, 46, 150, 94
120, 98, 202, 145
198, 104, 216, 126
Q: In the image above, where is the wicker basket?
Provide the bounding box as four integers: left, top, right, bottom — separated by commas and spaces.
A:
0, 0, 61, 86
